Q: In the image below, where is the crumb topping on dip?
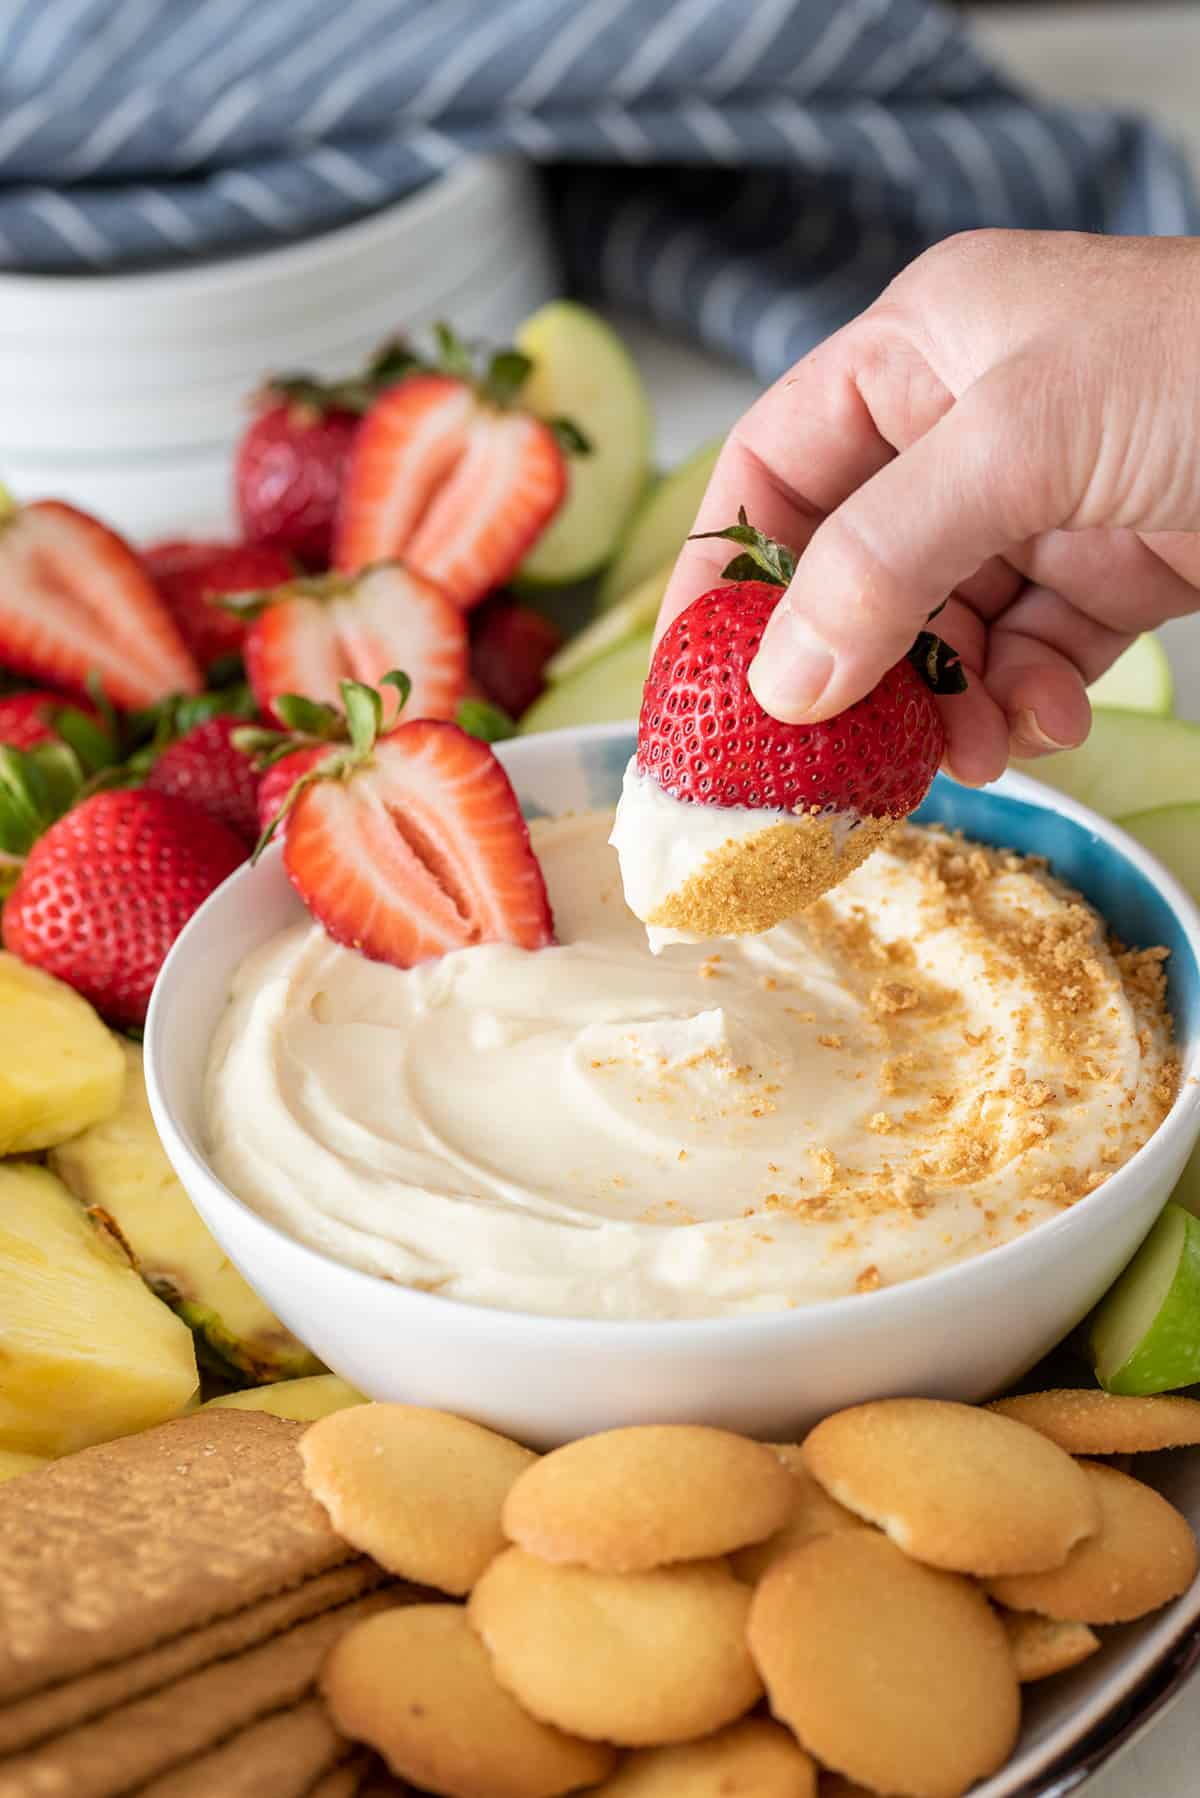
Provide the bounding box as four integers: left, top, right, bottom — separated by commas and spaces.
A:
205, 813, 1178, 1320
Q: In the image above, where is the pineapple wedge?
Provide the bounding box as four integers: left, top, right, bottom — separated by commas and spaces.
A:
0, 1163, 198, 1456
204, 1375, 365, 1422
0, 952, 125, 1154
0, 1449, 49, 1483
49, 1042, 321, 1384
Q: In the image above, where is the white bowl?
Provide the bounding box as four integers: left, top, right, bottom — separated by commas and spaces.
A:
0, 158, 560, 541
145, 724, 1200, 1446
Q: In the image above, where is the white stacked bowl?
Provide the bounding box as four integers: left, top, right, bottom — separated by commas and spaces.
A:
0, 158, 560, 542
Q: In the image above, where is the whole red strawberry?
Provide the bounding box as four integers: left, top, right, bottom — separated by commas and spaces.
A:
0, 689, 95, 751
145, 541, 294, 673
145, 715, 261, 844
236, 392, 359, 570
3, 790, 246, 1028
470, 599, 561, 719
637, 515, 964, 819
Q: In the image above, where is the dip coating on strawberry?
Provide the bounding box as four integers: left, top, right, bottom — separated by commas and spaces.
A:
2, 790, 246, 1028
0, 495, 200, 710
611, 514, 964, 942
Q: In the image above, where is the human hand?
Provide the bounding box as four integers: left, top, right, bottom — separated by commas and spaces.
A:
659, 230, 1200, 785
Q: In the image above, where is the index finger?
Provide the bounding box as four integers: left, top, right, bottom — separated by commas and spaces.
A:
654, 331, 897, 644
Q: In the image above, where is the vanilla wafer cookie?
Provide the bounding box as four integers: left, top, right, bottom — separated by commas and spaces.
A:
990, 1389, 1200, 1456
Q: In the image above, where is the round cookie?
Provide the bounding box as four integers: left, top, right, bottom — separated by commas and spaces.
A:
989, 1389, 1200, 1456
469, 1547, 762, 1745
998, 1611, 1100, 1683
502, 1425, 796, 1571
300, 1404, 535, 1595
747, 1532, 1020, 1798
802, 1399, 1098, 1576
320, 1603, 615, 1798
585, 1718, 817, 1795
732, 1444, 870, 1584
986, 1461, 1198, 1624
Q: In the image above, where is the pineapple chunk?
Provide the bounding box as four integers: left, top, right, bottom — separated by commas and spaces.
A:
0, 952, 125, 1154
0, 1449, 49, 1483
0, 1163, 198, 1457
205, 1375, 365, 1423
49, 1042, 321, 1383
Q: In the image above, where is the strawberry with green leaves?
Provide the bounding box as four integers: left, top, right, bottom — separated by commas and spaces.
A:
2, 789, 246, 1028
335, 328, 581, 609
248, 673, 551, 968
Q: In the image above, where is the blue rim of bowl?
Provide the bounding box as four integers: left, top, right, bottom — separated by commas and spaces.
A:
145, 720, 1200, 1341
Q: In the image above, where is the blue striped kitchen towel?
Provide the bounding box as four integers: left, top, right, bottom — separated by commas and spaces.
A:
0, 0, 1195, 379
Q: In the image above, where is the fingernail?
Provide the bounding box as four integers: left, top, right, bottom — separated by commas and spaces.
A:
748, 604, 836, 721
1013, 708, 1076, 752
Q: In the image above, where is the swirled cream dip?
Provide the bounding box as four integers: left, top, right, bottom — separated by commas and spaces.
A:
205, 813, 1177, 1320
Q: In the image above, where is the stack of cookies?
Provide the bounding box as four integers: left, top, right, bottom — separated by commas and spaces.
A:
0, 1411, 409, 1798
301, 1392, 1200, 1798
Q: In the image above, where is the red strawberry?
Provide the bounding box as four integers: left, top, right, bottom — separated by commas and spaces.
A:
0, 689, 97, 751
638, 515, 964, 819
145, 540, 293, 672
470, 599, 561, 719
235, 345, 424, 568
282, 717, 554, 968
235, 398, 360, 570
0, 498, 201, 709
243, 562, 467, 727
256, 744, 329, 836
145, 715, 262, 844
335, 372, 566, 608
2, 790, 246, 1028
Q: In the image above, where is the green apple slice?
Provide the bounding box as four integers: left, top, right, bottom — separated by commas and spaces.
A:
519, 627, 651, 733
515, 302, 652, 588
1014, 710, 1200, 819
598, 438, 721, 608
1118, 803, 1200, 901
546, 563, 669, 685
1088, 634, 1173, 716
1174, 1145, 1200, 1219
1090, 1203, 1200, 1394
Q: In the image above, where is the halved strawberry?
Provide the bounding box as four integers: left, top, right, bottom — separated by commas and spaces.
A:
0, 497, 201, 708
335, 372, 566, 608
242, 562, 467, 726
279, 707, 553, 968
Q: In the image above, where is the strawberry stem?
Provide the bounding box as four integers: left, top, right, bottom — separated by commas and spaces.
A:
689, 508, 797, 588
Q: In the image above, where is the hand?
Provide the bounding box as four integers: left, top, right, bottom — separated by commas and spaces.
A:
660, 230, 1200, 785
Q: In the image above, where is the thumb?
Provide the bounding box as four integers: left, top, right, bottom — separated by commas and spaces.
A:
748, 353, 1080, 722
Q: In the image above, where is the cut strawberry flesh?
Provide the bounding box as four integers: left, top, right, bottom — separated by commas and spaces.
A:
283, 720, 554, 968
334, 375, 565, 609
0, 503, 201, 709
245, 563, 467, 726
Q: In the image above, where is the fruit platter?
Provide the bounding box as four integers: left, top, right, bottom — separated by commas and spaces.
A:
2, 301, 1200, 1797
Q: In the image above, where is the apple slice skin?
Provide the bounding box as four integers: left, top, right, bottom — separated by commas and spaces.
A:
1120, 804, 1200, 904
515, 302, 653, 589
598, 438, 721, 609
1015, 710, 1200, 819
546, 564, 669, 686
519, 627, 651, 733
1090, 1205, 1200, 1395
1089, 634, 1174, 716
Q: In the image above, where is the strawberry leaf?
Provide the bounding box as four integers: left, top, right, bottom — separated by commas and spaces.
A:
485, 349, 534, 408
380, 669, 413, 714
547, 416, 591, 457
690, 509, 798, 588
456, 697, 516, 743
271, 694, 345, 737
341, 679, 383, 755
434, 321, 476, 382
908, 631, 967, 695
